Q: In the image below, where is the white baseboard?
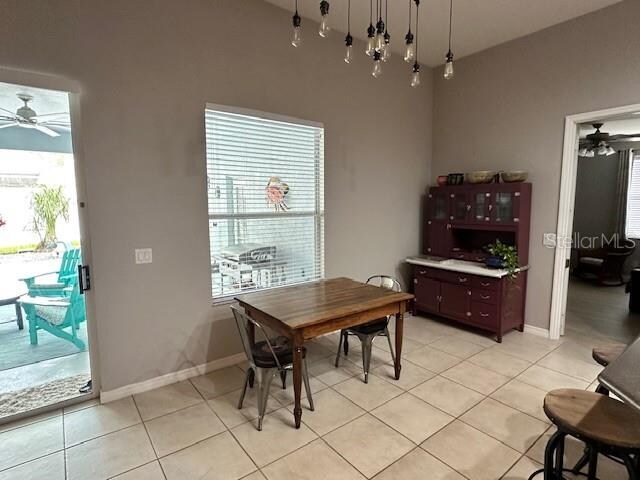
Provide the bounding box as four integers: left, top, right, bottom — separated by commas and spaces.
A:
100, 352, 247, 404
523, 324, 550, 338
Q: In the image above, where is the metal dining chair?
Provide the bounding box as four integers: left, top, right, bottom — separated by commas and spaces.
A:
334, 275, 400, 383
231, 306, 314, 431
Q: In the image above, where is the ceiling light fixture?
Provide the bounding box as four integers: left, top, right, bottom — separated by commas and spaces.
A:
344, 0, 353, 63
444, 0, 455, 80
403, 0, 415, 63
286, 0, 458, 85
411, 0, 421, 87
319, 1, 330, 37
291, 0, 302, 47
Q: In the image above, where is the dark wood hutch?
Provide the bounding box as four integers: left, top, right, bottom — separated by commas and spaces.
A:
409, 182, 532, 342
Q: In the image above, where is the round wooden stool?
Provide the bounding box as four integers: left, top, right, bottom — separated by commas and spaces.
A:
543, 389, 640, 479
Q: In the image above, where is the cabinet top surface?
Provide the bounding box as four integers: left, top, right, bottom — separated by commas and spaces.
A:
406, 256, 529, 278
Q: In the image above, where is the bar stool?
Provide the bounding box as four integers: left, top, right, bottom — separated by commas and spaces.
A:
543, 388, 640, 479
591, 344, 626, 395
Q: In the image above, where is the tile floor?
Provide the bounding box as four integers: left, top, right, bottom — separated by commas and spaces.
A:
0, 314, 630, 480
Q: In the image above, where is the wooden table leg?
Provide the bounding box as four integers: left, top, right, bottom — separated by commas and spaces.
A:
292, 336, 303, 429
394, 303, 405, 380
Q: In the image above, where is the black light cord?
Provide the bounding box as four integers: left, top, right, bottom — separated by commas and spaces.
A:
448, 0, 453, 52
527, 468, 594, 479
347, 0, 350, 33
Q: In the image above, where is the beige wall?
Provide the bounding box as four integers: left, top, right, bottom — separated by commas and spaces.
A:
0, 0, 433, 390
433, 0, 640, 329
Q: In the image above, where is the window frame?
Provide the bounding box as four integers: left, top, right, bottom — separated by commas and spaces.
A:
205, 103, 325, 303
626, 151, 640, 239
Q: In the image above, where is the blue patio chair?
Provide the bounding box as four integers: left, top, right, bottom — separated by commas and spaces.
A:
18, 277, 87, 350
20, 248, 81, 297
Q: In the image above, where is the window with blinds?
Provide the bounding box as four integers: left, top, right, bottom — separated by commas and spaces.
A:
205, 105, 325, 299
626, 152, 640, 238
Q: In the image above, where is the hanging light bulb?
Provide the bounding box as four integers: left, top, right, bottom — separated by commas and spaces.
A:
586, 149, 595, 158
372, 51, 383, 78
344, 0, 353, 63
578, 146, 588, 157
444, 0, 455, 79
319, 1, 330, 37
606, 146, 616, 156
411, 62, 421, 87
366, 24, 376, 56
366, 0, 375, 56
374, 0, 385, 52
404, 0, 415, 63
382, 32, 391, 62
344, 34, 353, 63
444, 50, 454, 79
291, 1, 302, 48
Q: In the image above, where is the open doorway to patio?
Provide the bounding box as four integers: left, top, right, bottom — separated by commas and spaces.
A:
0, 80, 91, 421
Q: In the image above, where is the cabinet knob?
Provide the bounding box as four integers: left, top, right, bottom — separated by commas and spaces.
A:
480, 312, 490, 317
428, 194, 433, 198
488, 204, 493, 211
484, 217, 490, 221
449, 215, 454, 220
481, 294, 491, 300
447, 224, 452, 229
419, 270, 426, 274
466, 312, 472, 317
481, 282, 491, 287
514, 217, 520, 223
515, 192, 521, 197
450, 194, 455, 198
485, 193, 491, 197
427, 248, 432, 252
458, 277, 468, 283
414, 278, 418, 284
466, 204, 471, 211
467, 290, 471, 296
427, 220, 432, 225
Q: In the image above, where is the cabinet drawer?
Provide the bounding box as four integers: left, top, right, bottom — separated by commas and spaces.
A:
438, 270, 473, 285
472, 277, 499, 291
471, 289, 498, 305
413, 266, 441, 278
469, 302, 498, 328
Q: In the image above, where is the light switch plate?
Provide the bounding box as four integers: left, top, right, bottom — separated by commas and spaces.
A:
135, 248, 153, 264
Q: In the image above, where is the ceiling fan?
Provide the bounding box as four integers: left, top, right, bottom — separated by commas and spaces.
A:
0, 93, 70, 138
579, 122, 640, 157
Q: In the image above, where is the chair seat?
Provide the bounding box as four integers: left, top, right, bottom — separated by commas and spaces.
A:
251, 337, 305, 368
544, 389, 640, 450
579, 257, 604, 267
347, 318, 389, 335
592, 344, 626, 367
35, 304, 68, 326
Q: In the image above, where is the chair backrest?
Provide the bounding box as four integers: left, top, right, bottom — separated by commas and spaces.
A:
231, 306, 282, 369
366, 275, 402, 292
58, 248, 82, 283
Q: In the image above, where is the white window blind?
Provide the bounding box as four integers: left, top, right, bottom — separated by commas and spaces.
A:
205, 105, 324, 299
626, 152, 640, 238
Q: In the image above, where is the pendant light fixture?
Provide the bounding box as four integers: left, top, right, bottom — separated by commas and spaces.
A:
444, 0, 455, 79
375, 0, 385, 52
382, 0, 391, 62
366, 0, 375, 56
372, 50, 383, 78
410, 0, 421, 87
403, 0, 415, 63
319, 1, 330, 37
291, 0, 302, 47
344, 0, 353, 63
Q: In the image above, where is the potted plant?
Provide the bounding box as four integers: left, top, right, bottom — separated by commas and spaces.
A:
486, 240, 519, 277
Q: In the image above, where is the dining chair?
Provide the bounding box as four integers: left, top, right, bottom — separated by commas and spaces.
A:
231, 306, 314, 431
334, 275, 400, 383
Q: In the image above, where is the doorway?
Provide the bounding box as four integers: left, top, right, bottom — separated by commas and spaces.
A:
0, 78, 94, 421
550, 103, 640, 343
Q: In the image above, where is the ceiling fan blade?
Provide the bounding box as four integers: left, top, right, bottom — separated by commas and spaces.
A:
39, 120, 71, 127
0, 122, 17, 129
32, 112, 70, 120
609, 134, 640, 142
0, 107, 16, 116
34, 125, 60, 137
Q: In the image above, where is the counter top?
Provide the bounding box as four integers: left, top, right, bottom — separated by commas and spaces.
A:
405, 255, 529, 278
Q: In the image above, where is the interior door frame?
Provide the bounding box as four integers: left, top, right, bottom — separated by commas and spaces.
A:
0, 67, 101, 409
549, 102, 640, 339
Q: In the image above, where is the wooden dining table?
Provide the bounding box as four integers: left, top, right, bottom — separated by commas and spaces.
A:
235, 277, 414, 428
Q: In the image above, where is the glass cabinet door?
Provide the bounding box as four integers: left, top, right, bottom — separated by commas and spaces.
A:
493, 191, 520, 223
450, 193, 469, 223
429, 191, 448, 220
472, 192, 491, 223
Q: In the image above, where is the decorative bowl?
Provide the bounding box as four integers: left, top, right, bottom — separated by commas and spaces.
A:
465, 171, 496, 184
437, 175, 448, 186
501, 171, 528, 183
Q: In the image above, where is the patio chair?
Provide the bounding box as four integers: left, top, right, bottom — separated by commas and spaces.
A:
231, 306, 314, 431
18, 277, 87, 350
335, 275, 400, 383
20, 247, 81, 297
